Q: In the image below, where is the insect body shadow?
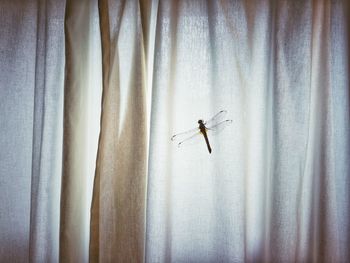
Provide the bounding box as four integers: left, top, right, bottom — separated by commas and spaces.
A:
171, 110, 233, 154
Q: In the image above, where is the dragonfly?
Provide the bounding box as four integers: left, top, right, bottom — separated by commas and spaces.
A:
171, 110, 233, 154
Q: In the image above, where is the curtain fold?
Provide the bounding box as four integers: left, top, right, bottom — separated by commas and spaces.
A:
60, 0, 102, 262
29, 1, 66, 262
89, 0, 148, 262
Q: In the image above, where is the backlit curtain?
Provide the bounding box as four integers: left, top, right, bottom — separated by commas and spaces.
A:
146, 0, 349, 262
0, 0, 349, 262
88, 0, 148, 262
60, 1, 102, 262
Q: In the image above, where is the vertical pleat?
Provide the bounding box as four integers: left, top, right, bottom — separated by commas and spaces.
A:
60, 0, 102, 262
29, 1, 65, 262
89, 0, 148, 262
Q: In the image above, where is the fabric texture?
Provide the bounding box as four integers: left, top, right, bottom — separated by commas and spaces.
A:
89, 0, 148, 262
60, 1, 102, 262
146, 1, 349, 262
0, 0, 349, 262
0, 1, 65, 262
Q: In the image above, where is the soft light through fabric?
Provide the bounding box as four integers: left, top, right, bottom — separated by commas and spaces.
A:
0, 0, 349, 262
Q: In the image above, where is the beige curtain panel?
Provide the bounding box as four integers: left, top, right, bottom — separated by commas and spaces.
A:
0, 0, 349, 262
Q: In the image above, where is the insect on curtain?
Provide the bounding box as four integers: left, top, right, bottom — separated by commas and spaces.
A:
145, 0, 350, 262
62, 0, 350, 262
0, 0, 349, 262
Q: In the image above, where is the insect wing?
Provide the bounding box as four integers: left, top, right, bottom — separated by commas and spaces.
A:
177, 131, 203, 148
171, 127, 201, 147
206, 119, 233, 134
204, 110, 227, 127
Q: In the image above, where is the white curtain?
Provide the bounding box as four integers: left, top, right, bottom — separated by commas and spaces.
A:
0, 1, 66, 262
60, 1, 102, 262
0, 0, 349, 262
88, 0, 148, 262
146, 1, 350, 262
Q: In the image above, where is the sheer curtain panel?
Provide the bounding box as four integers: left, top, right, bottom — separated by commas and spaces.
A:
0, 0, 349, 262
0, 1, 65, 262
89, 0, 148, 262
60, 0, 102, 262
146, 0, 350, 262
